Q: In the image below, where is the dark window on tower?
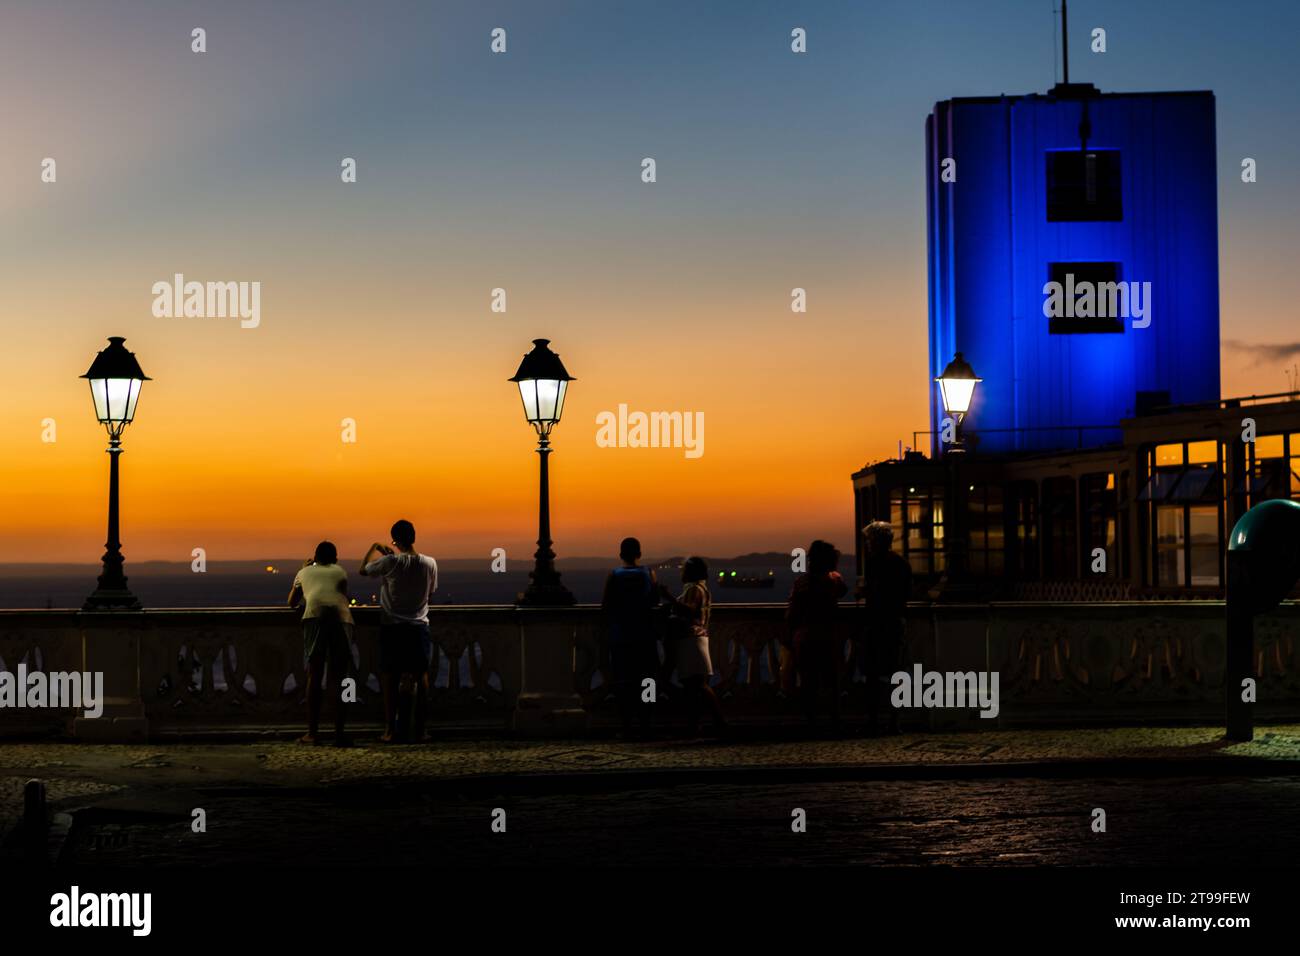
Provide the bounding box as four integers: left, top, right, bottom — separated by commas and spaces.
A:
1046, 149, 1122, 221
1046, 261, 1124, 334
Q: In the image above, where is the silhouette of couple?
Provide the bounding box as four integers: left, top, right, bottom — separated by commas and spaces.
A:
288, 519, 437, 746
783, 526, 912, 735
601, 537, 726, 739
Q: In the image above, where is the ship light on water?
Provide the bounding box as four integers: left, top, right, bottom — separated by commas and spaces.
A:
717, 568, 776, 590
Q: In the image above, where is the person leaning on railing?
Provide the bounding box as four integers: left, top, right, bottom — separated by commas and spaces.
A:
288, 541, 353, 747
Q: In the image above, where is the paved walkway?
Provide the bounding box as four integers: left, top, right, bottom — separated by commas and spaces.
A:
4, 723, 1300, 802
6, 724, 1300, 866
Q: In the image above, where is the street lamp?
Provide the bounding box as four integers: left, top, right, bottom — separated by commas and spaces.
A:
936, 351, 981, 451
81, 336, 150, 610
941, 351, 977, 426
933, 351, 980, 600
509, 338, 576, 606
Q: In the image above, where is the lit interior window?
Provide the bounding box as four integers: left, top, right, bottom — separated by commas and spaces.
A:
1255, 435, 1285, 459
1155, 444, 1184, 467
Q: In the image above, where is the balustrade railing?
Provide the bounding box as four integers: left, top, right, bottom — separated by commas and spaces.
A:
2, 602, 1299, 738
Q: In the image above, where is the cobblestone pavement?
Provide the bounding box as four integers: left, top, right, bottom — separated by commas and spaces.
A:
4, 725, 1300, 866
10, 771, 1300, 867
3, 723, 1300, 796
95, 776, 1300, 866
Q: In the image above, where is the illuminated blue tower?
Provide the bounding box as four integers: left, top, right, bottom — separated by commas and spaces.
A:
925, 80, 1220, 453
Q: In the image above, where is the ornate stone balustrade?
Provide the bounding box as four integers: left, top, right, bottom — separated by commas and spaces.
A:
1, 602, 1299, 739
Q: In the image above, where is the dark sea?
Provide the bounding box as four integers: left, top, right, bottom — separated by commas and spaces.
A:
0, 560, 797, 609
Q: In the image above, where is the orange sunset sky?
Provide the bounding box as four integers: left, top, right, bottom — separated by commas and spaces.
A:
1, 1, 1297, 564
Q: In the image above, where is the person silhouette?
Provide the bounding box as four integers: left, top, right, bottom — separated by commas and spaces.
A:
360, 520, 438, 743
857, 521, 912, 735
288, 541, 353, 746
659, 556, 726, 737
785, 540, 848, 731
601, 537, 660, 738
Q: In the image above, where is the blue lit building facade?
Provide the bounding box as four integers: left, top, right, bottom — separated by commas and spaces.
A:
853, 83, 1300, 598
926, 85, 1220, 454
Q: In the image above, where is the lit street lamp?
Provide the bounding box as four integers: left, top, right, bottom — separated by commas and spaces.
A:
933, 351, 980, 600
935, 350, 981, 453
509, 338, 576, 606
81, 336, 150, 610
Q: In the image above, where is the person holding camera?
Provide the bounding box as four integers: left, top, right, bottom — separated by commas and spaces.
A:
360, 519, 438, 743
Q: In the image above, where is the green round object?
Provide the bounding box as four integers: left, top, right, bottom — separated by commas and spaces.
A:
1228, 498, 1300, 551
1228, 498, 1300, 613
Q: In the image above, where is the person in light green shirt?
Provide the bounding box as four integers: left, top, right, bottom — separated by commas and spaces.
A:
288, 541, 353, 745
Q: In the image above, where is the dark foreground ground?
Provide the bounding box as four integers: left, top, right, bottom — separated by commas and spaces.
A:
32, 775, 1300, 867
4, 724, 1300, 867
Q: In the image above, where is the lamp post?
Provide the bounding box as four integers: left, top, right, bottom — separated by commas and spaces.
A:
934, 351, 980, 599
81, 337, 150, 611
935, 351, 981, 455
509, 338, 576, 606
1225, 499, 1300, 741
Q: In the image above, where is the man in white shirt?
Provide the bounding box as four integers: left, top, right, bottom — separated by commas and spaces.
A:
360, 519, 438, 742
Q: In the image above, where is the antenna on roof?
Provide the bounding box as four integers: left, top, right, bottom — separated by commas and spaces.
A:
1061, 0, 1070, 85
1052, 1, 1096, 98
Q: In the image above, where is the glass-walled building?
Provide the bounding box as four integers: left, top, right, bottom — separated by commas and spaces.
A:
851, 395, 1300, 599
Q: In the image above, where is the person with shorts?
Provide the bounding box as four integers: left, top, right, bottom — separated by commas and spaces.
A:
288, 541, 353, 746
360, 519, 438, 743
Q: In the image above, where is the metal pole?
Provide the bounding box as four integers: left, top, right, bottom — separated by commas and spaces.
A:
534, 436, 555, 578
520, 432, 574, 605
85, 437, 140, 609
949, 449, 969, 580
1225, 550, 1254, 741
1061, 0, 1070, 85
104, 441, 122, 584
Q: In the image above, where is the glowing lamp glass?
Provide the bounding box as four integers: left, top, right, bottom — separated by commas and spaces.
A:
516, 378, 568, 427
87, 377, 143, 426
935, 351, 981, 420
